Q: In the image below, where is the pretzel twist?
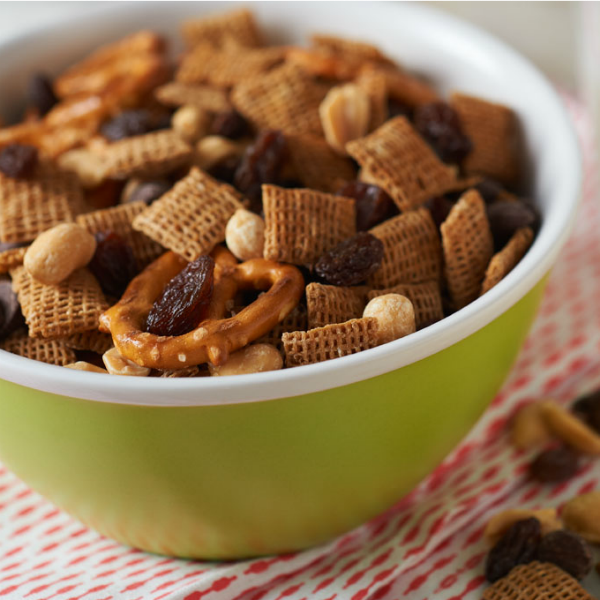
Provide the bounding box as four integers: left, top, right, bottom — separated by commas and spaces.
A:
99, 247, 304, 370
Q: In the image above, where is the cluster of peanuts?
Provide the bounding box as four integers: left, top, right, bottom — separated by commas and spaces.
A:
0, 8, 535, 378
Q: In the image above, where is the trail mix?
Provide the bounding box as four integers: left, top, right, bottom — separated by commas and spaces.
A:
0, 8, 539, 377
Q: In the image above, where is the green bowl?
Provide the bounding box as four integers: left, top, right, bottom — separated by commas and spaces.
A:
0, 2, 582, 559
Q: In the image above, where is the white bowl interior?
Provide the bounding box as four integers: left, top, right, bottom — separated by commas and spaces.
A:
0, 1, 581, 406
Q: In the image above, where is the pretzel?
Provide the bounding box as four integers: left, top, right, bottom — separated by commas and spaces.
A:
100, 246, 305, 369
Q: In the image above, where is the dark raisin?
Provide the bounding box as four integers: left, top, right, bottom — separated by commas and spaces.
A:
487, 201, 538, 250
485, 518, 541, 583
0, 144, 38, 179
210, 110, 250, 139
89, 231, 138, 298
337, 181, 397, 231
315, 232, 384, 286
127, 180, 172, 205
529, 446, 580, 483
537, 531, 593, 580
146, 256, 214, 337
208, 156, 241, 186
475, 179, 505, 204
572, 390, 600, 433
279, 177, 304, 189
152, 111, 174, 131
425, 195, 454, 229
101, 110, 154, 141
0, 279, 24, 341
234, 130, 287, 212
414, 102, 472, 164
387, 98, 413, 121
27, 73, 58, 116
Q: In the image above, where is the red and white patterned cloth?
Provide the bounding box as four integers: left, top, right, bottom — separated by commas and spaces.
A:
0, 97, 598, 600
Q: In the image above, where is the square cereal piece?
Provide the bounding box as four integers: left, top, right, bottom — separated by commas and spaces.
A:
262, 185, 356, 265
368, 208, 442, 288
441, 189, 494, 309
257, 304, 308, 352
176, 44, 286, 88
483, 561, 593, 600
367, 280, 443, 329
11, 267, 109, 339
286, 135, 356, 193
158, 366, 202, 378
346, 116, 457, 211
481, 227, 533, 295
76, 201, 164, 268
311, 34, 393, 66
0, 166, 81, 243
99, 130, 193, 180
231, 64, 329, 137
0, 246, 27, 274
451, 92, 520, 185
155, 82, 231, 112
133, 167, 244, 261
1, 330, 76, 366
61, 329, 114, 355
181, 8, 263, 49
306, 283, 368, 328
282, 317, 378, 367
355, 70, 388, 132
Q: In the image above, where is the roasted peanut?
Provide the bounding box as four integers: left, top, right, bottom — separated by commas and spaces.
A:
172, 104, 211, 144
363, 294, 415, 344
562, 492, 600, 543
541, 400, 600, 455
24, 223, 97, 285
209, 344, 283, 376
511, 402, 553, 450
225, 208, 265, 261
484, 508, 562, 546
65, 361, 108, 374
194, 135, 245, 170
102, 347, 150, 376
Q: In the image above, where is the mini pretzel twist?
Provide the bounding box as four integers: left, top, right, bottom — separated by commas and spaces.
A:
99, 247, 304, 370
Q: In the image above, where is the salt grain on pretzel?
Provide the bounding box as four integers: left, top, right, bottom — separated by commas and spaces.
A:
441, 189, 494, 308
133, 167, 244, 262
306, 282, 368, 328
1, 330, 76, 366
262, 185, 356, 265
346, 116, 457, 211
155, 82, 232, 112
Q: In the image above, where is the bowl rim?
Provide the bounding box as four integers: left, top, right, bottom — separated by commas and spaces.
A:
0, 1, 583, 406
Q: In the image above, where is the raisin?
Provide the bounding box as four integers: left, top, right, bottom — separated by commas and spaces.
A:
234, 130, 287, 212
337, 181, 397, 231
146, 256, 214, 337
127, 180, 172, 205
315, 232, 384, 286
529, 446, 580, 483
279, 177, 304, 189
387, 98, 413, 121
485, 518, 541, 583
414, 102, 472, 164
0, 279, 23, 341
487, 201, 538, 250
572, 390, 600, 433
207, 156, 241, 186
210, 110, 250, 139
27, 73, 58, 116
537, 531, 593, 580
101, 110, 154, 141
89, 231, 138, 298
425, 195, 454, 229
475, 178, 505, 204
0, 144, 38, 179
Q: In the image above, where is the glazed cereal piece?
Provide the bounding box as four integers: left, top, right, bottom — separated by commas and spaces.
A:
133, 167, 244, 261
181, 8, 263, 49
231, 63, 329, 137
441, 189, 493, 309
155, 82, 232, 112
368, 208, 442, 289
1, 330, 76, 366
311, 34, 394, 66
77, 201, 164, 269
282, 317, 378, 367
451, 92, 520, 185
363, 293, 415, 344
306, 282, 368, 328
367, 280, 443, 329
481, 227, 534, 295
61, 329, 113, 355
262, 185, 356, 265
355, 69, 388, 132
158, 366, 201, 378
209, 344, 283, 376
0, 246, 27, 274
346, 116, 457, 211
11, 266, 108, 339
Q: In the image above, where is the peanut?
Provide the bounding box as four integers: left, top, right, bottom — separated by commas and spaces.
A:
484, 508, 562, 546
363, 294, 415, 344
511, 402, 553, 450
24, 223, 97, 285
541, 400, 600, 455
65, 361, 108, 374
209, 344, 283, 376
562, 492, 600, 543
194, 135, 245, 170
319, 83, 370, 154
102, 347, 150, 377
225, 209, 265, 261
172, 104, 211, 144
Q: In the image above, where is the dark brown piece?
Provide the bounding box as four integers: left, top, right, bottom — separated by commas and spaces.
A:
0, 279, 23, 340
337, 181, 397, 231
101, 109, 159, 142
537, 531, 593, 580
89, 231, 139, 298
529, 446, 580, 483
485, 517, 541, 582
315, 232, 384, 287
474, 178, 505, 204
0, 144, 38, 179
210, 110, 250, 139
487, 200, 538, 250
27, 73, 58, 116
425, 195, 455, 229
146, 255, 214, 337
127, 180, 172, 205
572, 389, 600, 434
387, 97, 412, 121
